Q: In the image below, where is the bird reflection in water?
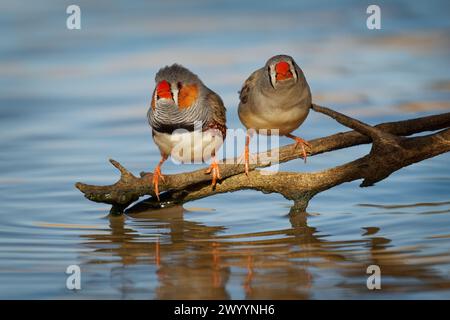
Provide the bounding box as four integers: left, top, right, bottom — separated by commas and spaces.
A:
79, 201, 450, 299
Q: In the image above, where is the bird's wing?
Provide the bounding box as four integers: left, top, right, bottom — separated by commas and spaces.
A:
239, 69, 261, 105
205, 90, 227, 137
147, 88, 156, 126
206, 90, 226, 126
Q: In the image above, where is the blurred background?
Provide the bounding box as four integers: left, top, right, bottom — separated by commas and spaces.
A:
0, 0, 450, 299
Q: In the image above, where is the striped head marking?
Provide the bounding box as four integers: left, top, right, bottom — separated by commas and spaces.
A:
153, 64, 202, 110
266, 55, 298, 88
153, 80, 199, 110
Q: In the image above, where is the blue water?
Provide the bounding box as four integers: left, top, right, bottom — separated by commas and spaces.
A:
0, 0, 450, 299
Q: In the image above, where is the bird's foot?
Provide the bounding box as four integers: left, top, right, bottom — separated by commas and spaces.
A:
205, 161, 221, 188
290, 136, 311, 163
152, 166, 165, 201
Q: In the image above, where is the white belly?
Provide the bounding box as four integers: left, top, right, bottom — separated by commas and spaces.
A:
153, 129, 224, 163
239, 86, 310, 136
240, 104, 309, 136
251, 107, 308, 135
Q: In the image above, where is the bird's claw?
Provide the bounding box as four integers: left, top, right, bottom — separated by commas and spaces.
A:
205, 161, 221, 188
292, 137, 311, 163
152, 166, 165, 201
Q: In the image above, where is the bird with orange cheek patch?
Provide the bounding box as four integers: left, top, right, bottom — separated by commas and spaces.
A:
147, 64, 227, 200
238, 55, 312, 175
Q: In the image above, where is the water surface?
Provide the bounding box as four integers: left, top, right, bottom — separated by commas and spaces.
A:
1, 0, 450, 299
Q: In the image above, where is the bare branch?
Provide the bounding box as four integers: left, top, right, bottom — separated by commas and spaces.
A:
75, 106, 450, 214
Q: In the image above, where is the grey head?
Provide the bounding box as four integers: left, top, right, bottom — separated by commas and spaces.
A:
149, 64, 210, 132
154, 63, 206, 107
155, 64, 202, 88
261, 54, 306, 91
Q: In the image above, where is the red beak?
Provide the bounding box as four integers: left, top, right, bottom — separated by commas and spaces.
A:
156, 80, 172, 100
275, 61, 293, 81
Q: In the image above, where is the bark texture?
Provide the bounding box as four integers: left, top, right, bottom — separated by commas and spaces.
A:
75, 105, 450, 214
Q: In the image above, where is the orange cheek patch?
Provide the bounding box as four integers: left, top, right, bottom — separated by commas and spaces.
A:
178, 84, 198, 109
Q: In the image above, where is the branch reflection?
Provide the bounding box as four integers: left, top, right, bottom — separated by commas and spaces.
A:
79, 201, 450, 299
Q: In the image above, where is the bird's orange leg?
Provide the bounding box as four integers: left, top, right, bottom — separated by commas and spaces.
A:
286, 133, 311, 163
243, 254, 254, 295
205, 155, 221, 188
152, 154, 168, 201
155, 236, 160, 267
237, 130, 255, 176
244, 131, 251, 176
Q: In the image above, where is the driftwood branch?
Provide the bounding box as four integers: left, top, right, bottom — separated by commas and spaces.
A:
75, 105, 450, 214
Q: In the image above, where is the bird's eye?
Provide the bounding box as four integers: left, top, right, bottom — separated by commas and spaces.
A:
177, 82, 183, 90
